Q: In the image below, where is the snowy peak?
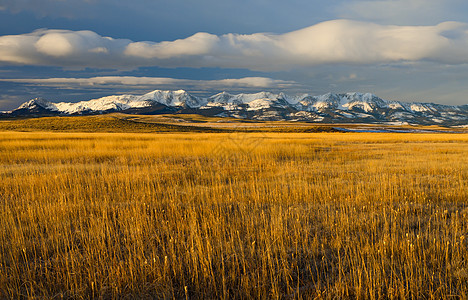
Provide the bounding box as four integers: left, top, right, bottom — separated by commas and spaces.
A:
17, 98, 55, 110
137, 89, 205, 108
206, 91, 290, 111
295, 92, 456, 113
6, 89, 468, 126
53, 94, 141, 114
12, 90, 206, 115
339, 93, 387, 112
297, 92, 388, 112
10, 97, 60, 116
208, 91, 237, 104
233, 92, 279, 104
209, 91, 278, 104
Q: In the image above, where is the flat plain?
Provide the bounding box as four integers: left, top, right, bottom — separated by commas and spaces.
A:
0, 116, 467, 298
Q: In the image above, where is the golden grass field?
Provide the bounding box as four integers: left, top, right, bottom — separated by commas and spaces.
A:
0, 122, 467, 298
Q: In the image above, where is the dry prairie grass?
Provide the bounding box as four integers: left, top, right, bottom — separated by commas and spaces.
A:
0, 115, 227, 133
0, 131, 467, 299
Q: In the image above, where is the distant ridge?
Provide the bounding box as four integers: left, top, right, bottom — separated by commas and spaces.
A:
3, 90, 468, 126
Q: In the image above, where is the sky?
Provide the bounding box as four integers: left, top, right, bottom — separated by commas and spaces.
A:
1, 0, 468, 109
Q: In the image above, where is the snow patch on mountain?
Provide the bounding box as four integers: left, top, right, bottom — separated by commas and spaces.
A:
53, 95, 141, 114
7, 89, 468, 126
138, 89, 206, 108
17, 98, 56, 111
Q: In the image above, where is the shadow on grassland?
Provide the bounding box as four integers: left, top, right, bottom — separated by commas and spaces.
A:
0, 115, 229, 133
0, 114, 341, 133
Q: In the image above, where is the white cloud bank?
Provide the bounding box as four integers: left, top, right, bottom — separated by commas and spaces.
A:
0, 76, 297, 90
2, 20, 468, 70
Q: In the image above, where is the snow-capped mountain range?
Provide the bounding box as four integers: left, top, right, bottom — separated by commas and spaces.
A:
3, 89, 468, 126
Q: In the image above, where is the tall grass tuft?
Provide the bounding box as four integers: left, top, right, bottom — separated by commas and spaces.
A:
0, 131, 467, 298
